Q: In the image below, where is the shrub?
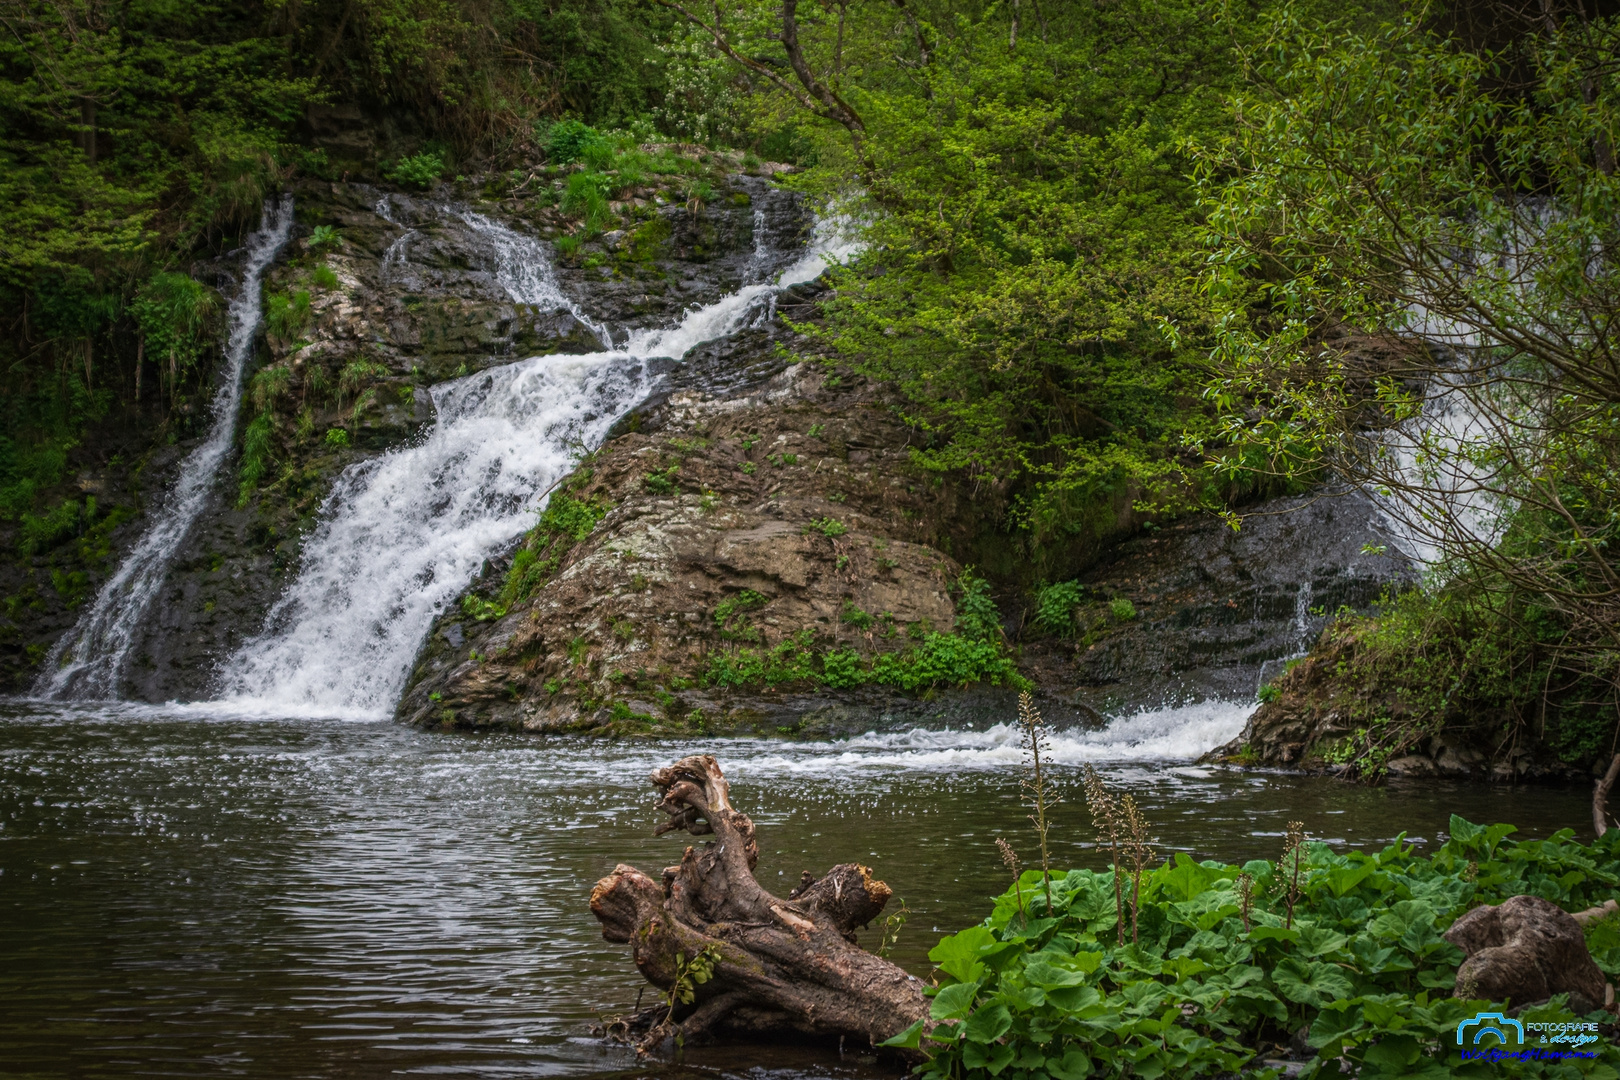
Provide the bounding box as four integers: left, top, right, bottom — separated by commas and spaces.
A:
561, 171, 613, 232
249, 365, 292, 413
581, 138, 617, 171
461, 595, 507, 622
840, 600, 874, 630
869, 632, 1026, 691
1109, 596, 1137, 621
820, 648, 863, 689
544, 119, 603, 164
1033, 579, 1084, 636
18, 497, 81, 555
497, 493, 609, 607
237, 413, 274, 506
805, 517, 847, 538
387, 152, 445, 189
338, 358, 389, 402
265, 289, 312, 343
955, 570, 1002, 641
307, 224, 341, 251
643, 466, 678, 494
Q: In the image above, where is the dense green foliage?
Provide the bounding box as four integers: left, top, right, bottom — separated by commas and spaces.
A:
813, 2, 1245, 560
0, 0, 674, 559
1198, 5, 1620, 716
705, 572, 1026, 693
891, 817, 1620, 1078
1278, 586, 1620, 778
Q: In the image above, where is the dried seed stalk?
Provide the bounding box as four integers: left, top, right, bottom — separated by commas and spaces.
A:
1018, 692, 1058, 913
997, 836, 1026, 922
1082, 764, 1127, 946
1276, 820, 1308, 930
1120, 794, 1156, 944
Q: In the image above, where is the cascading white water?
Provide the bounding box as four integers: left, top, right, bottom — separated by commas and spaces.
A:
1370, 375, 1506, 569
1291, 580, 1313, 653
459, 210, 615, 348
216, 217, 859, 718
37, 199, 296, 700
745, 208, 769, 283
376, 195, 416, 282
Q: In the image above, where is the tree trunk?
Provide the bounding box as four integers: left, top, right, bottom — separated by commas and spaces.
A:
589, 755, 929, 1052
1594, 752, 1620, 838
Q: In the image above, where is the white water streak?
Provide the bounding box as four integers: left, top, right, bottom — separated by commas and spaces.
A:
217, 214, 859, 718
459, 211, 614, 348
38, 199, 296, 699
727, 700, 1255, 778
1371, 375, 1508, 569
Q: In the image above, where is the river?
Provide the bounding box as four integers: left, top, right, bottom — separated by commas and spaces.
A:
0, 699, 1590, 1078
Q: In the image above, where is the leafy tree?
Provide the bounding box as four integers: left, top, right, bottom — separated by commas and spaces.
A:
1198, 3, 1620, 707
656, 0, 1282, 569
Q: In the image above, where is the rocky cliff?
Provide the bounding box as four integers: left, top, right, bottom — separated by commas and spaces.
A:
16, 154, 1426, 733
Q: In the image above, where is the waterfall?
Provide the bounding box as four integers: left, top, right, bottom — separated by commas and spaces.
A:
745, 208, 769, 283
36, 198, 296, 700
1292, 580, 1313, 654
458, 211, 614, 348
1369, 374, 1505, 569
215, 216, 858, 718
376, 195, 415, 282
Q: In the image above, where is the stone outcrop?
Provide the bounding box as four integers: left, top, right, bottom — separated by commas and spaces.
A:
1020, 489, 1414, 713
1203, 619, 1586, 779
1445, 895, 1610, 1014
396, 362, 1051, 734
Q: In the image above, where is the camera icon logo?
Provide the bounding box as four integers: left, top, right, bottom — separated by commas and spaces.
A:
1458, 1012, 1524, 1047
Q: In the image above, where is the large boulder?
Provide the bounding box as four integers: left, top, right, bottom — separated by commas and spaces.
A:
1444, 895, 1609, 1013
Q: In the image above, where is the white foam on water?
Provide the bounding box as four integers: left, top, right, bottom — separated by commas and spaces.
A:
37, 199, 296, 700
720, 699, 1255, 779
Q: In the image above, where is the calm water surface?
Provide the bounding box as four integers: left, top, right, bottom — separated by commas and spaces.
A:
0, 700, 1591, 1079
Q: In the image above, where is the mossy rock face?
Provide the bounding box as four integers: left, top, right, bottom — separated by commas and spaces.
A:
73, 169, 813, 704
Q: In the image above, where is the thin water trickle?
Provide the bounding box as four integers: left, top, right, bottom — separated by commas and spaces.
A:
377, 193, 416, 281
215, 215, 860, 718
37, 199, 296, 700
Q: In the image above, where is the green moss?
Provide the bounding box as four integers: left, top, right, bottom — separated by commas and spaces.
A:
497, 492, 609, 607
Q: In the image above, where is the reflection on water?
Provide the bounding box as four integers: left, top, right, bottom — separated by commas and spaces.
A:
0, 701, 1590, 1078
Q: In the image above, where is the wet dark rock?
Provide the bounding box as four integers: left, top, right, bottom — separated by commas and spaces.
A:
1026, 490, 1415, 714
1445, 894, 1609, 1013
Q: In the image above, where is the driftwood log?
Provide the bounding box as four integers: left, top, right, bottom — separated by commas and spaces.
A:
589, 755, 929, 1050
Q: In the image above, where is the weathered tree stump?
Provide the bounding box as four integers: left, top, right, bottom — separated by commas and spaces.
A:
1445, 894, 1611, 1014
589, 755, 929, 1051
